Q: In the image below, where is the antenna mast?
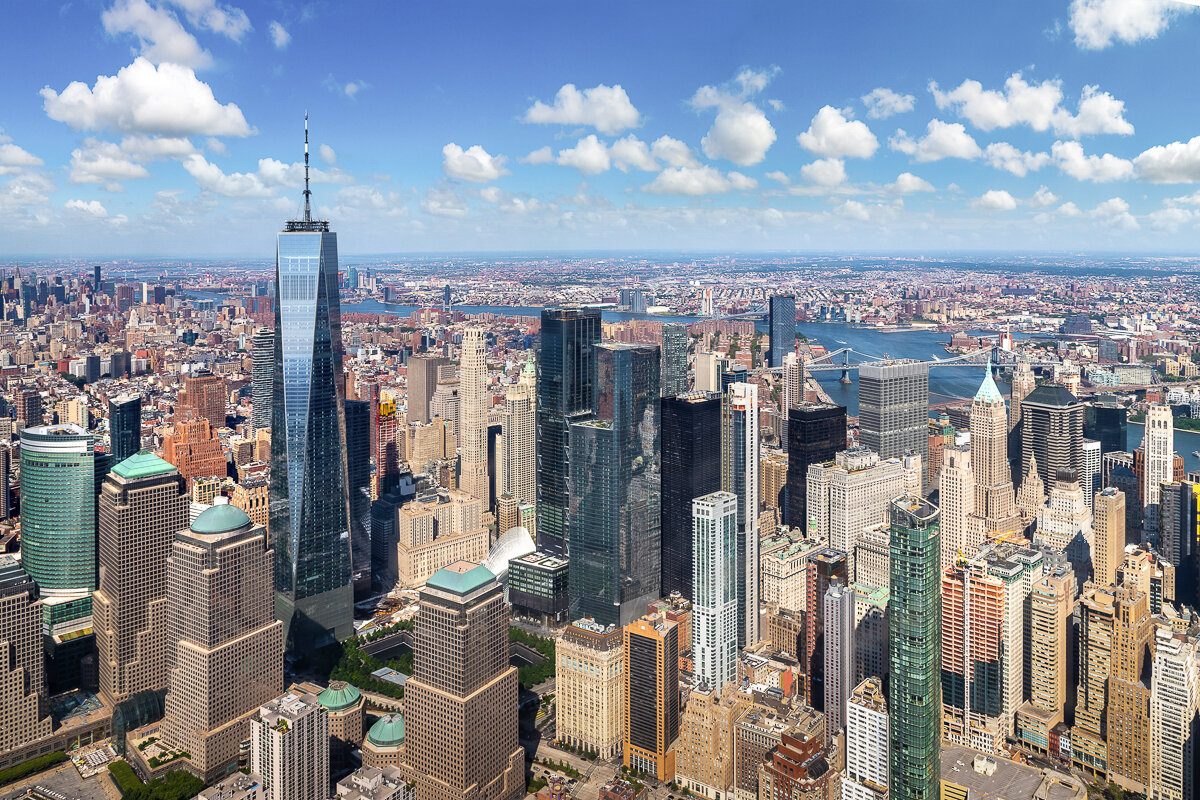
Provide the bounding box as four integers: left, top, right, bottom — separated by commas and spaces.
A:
303, 112, 312, 222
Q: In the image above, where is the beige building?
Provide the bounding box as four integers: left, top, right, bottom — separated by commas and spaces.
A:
1073, 584, 1116, 776
457, 328, 490, 504
231, 477, 270, 533
675, 684, 752, 799
160, 504, 284, 782
93, 453, 189, 706
498, 361, 537, 511
556, 618, 625, 760
1106, 584, 1153, 792
968, 369, 1023, 540
397, 490, 489, 587
1093, 488, 1126, 588
760, 450, 788, 512
760, 532, 820, 613
362, 714, 407, 769
251, 691, 330, 800
1015, 562, 1075, 754
806, 447, 908, 574
937, 445, 977, 572
0, 556, 53, 758
406, 418, 458, 467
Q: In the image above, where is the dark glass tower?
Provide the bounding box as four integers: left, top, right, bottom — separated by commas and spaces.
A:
859, 360, 929, 466
660, 323, 689, 398
344, 400, 372, 601
1084, 400, 1127, 456
768, 294, 796, 368
537, 307, 601, 556
785, 403, 847, 530
251, 328, 274, 430
109, 393, 142, 464
660, 394, 721, 598
568, 343, 660, 627
269, 117, 354, 648
1020, 384, 1084, 490
888, 495, 941, 800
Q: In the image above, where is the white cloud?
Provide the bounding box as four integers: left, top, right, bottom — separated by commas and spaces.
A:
70, 139, 149, 184
1031, 186, 1059, 207
205, 136, 226, 154
691, 70, 778, 166
1146, 207, 1197, 232
838, 200, 870, 221
861, 88, 915, 119
768, 99, 785, 112
0, 172, 54, 217
1058, 201, 1083, 217
1167, 189, 1200, 207
650, 136, 699, 168
1133, 135, 1200, 183
65, 198, 112, 218
800, 158, 847, 187
889, 119, 981, 162
269, 20, 290, 49
643, 165, 753, 195
42, 58, 253, 137
890, 172, 934, 193
1090, 196, 1138, 229
930, 73, 1132, 138
973, 189, 1018, 211
442, 143, 507, 183
0, 136, 43, 175
983, 142, 1051, 176
765, 170, 791, 186
1069, 0, 1196, 49
1051, 140, 1134, 182
520, 146, 553, 165
523, 83, 641, 135
102, 0, 213, 69
318, 143, 336, 165
421, 188, 468, 218
163, 0, 251, 40
609, 136, 658, 173
181, 153, 271, 197
797, 106, 878, 159
727, 172, 758, 191
556, 135, 611, 175
255, 157, 351, 187
343, 81, 365, 98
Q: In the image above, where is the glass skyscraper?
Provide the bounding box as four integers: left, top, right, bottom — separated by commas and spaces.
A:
344, 399, 372, 601
785, 402, 847, 530
767, 294, 796, 368
537, 307, 601, 556
660, 323, 689, 398
269, 138, 354, 648
859, 360, 929, 468
109, 393, 142, 464
660, 393, 721, 598
568, 343, 660, 627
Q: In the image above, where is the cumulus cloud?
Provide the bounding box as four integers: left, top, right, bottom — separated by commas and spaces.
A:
0, 136, 44, 176
269, 20, 290, 49
799, 158, 847, 187
1069, 0, 1196, 49
523, 83, 641, 135
889, 120, 981, 162
610, 136, 658, 173
42, 58, 253, 137
0, 172, 54, 218
765, 170, 791, 186
101, 0, 213, 69
930, 73, 1133, 138
643, 165, 755, 195
1090, 196, 1138, 229
318, 143, 336, 165
65, 198, 113, 218
861, 88, 915, 119
1058, 201, 1083, 217
70, 139, 149, 184
1133, 135, 1200, 183
797, 106, 878, 159
161, 0, 250, 40
973, 189, 1018, 211
650, 136, 699, 168
520, 146, 553, 165
1051, 140, 1134, 182
441, 143, 507, 183
556, 135, 611, 175
983, 142, 1051, 177
890, 172, 934, 193
1145, 207, 1197, 232
255, 157, 351, 188
838, 200, 870, 222
691, 69, 778, 166
181, 154, 272, 197
1030, 186, 1059, 207
421, 188, 468, 218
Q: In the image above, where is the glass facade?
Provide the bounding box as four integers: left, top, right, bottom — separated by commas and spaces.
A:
251, 328, 275, 430
109, 394, 141, 464
660, 323, 689, 398
270, 228, 354, 647
660, 394, 721, 598
785, 403, 847, 530
859, 360, 929, 467
344, 399, 372, 601
768, 294, 796, 368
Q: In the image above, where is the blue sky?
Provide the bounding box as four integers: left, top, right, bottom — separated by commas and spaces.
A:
4, 0, 1200, 255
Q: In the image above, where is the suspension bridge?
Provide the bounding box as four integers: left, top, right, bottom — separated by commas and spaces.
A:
785, 346, 1063, 384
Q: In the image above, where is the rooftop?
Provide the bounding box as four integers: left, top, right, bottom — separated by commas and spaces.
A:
427, 561, 496, 595
366, 713, 406, 747
191, 503, 252, 535
317, 681, 362, 712
111, 452, 176, 480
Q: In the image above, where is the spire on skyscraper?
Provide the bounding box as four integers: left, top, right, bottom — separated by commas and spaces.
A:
974, 355, 1003, 404
303, 112, 312, 223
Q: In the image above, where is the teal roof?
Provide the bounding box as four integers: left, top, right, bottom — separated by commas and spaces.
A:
191, 504, 251, 535
426, 562, 495, 595
317, 682, 362, 711
974, 360, 1004, 404
367, 714, 405, 747
111, 452, 175, 480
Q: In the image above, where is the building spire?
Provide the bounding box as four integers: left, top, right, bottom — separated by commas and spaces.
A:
303, 112, 312, 223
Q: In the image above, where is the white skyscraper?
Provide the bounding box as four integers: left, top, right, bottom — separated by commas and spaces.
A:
806, 447, 906, 574
1143, 403, 1173, 536
723, 383, 760, 646
823, 580, 855, 735
1082, 439, 1102, 511
691, 491, 739, 692
781, 352, 803, 419
1149, 627, 1199, 800
250, 691, 329, 800
458, 328, 491, 504
937, 445, 977, 572
499, 359, 537, 511
843, 677, 889, 800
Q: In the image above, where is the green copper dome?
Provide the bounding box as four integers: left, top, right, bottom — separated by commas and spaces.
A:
367, 714, 405, 747
426, 562, 495, 596
191, 504, 251, 535
317, 681, 362, 711
111, 452, 176, 480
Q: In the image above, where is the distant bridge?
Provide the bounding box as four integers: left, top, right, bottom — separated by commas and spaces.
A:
763, 346, 1063, 384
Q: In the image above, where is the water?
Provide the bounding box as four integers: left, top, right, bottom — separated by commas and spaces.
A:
1128, 423, 1200, 474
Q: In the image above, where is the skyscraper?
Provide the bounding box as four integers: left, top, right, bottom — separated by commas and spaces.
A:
270, 119, 354, 648
1015, 563, 1075, 756
403, 562, 524, 800
1142, 403, 1174, 537
1149, 628, 1199, 800
1107, 583, 1154, 792
823, 580, 855, 735
180, 371, 228, 429
1093, 487, 1127, 587
937, 445, 976, 571
0, 556, 52, 762
406, 353, 448, 426
785, 402, 846, 530
767, 294, 796, 368
661, 322, 689, 397
859, 360, 929, 468
499, 360, 537, 512
345, 399, 372, 600
1019, 384, 1084, 490
888, 495, 941, 800
162, 416, 227, 487
374, 395, 401, 496
109, 393, 142, 463
458, 328, 491, 504
251, 329, 274, 431
568, 343, 660, 627
537, 307, 601, 555
844, 677, 889, 800
722, 382, 760, 646
691, 491, 738, 692
1085, 400, 1127, 456
251, 692, 329, 800
623, 614, 681, 783
556, 619, 625, 761
969, 365, 1022, 538
660, 394, 721, 598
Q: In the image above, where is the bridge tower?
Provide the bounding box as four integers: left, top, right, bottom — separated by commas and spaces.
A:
840, 350, 852, 384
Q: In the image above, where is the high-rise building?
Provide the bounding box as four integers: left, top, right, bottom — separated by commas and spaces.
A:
251, 329, 274, 431
0, 556, 53, 761
403, 562, 524, 800
556, 619, 625, 761
406, 354, 448, 426
937, 445, 977, 571
767, 295, 796, 368
969, 366, 1022, 538
1037, 474, 1095, 586
499, 363, 537, 511
458, 328, 491, 504
375, 395, 402, 497
1073, 584, 1117, 776
537, 307, 601, 555
661, 323, 689, 397
93, 453, 189, 706
888, 495, 941, 800
161, 504, 284, 782
823, 580, 855, 735
661, 394, 721, 598
691, 491, 738, 692
1015, 563, 1075, 756
1142, 403, 1174, 537
180, 371, 228, 429
807, 447, 908, 574
569, 343, 660, 627
1020, 385, 1084, 491
1009, 362, 1036, 434
1107, 583, 1154, 792
109, 393, 142, 463
780, 352, 804, 420
785, 402, 846, 530
722, 382, 760, 646
345, 399, 373, 600
250, 692, 329, 800
270, 152, 354, 648
163, 416, 227, 487
858, 360, 929, 468
1149, 628, 1199, 800
1093, 487, 1127, 587
844, 677, 889, 800
16, 388, 43, 427
623, 614, 680, 783
675, 685, 753, 800
1085, 400, 1127, 456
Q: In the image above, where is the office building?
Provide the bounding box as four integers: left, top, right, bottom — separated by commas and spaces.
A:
807, 447, 907, 573
109, 393, 142, 463
1149, 628, 1199, 800
162, 416, 226, 487
722, 382, 760, 646
661, 323, 689, 397
1082, 438, 1102, 509
1106, 584, 1153, 792
1142, 404, 1174, 537
556, 619, 625, 761
675, 685, 752, 800
758, 730, 834, 800
888, 495, 941, 800
623, 614, 680, 783
694, 351, 724, 394
406, 354, 448, 426
345, 399, 373, 600
458, 328, 491, 504
569, 343, 660, 627
370, 476, 418, 592
1020, 385, 1084, 491
403, 562, 524, 800
251, 329, 274, 430
506, 551, 569, 623
780, 353, 804, 419
270, 164, 354, 648
858, 360, 929, 466
969, 366, 1023, 538
0, 556, 53, 758
844, 677, 889, 800
396, 489, 489, 587
1093, 487, 1126, 587
315, 681, 365, 771
335, 766, 411, 800
661, 393, 721, 598
375, 396, 402, 497
180, 371, 227, 429
823, 580, 855, 734
537, 307, 601, 555
251, 691, 329, 800
362, 716, 407, 770
767, 295, 796, 368
1085, 401, 1127, 456
761, 449, 788, 512
1037, 474, 1094, 586
937, 445, 977, 571
691, 491, 739, 692
1015, 563, 1076, 755
1073, 584, 1117, 776
785, 402, 846, 530
499, 362, 537, 510
16, 388, 43, 427
161, 504, 284, 782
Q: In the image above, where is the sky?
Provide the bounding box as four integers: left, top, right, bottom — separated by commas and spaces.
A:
4, 0, 1200, 256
